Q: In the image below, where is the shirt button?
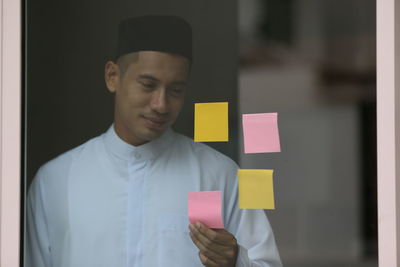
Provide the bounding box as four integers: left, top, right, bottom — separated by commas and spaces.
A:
134, 152, 141, 159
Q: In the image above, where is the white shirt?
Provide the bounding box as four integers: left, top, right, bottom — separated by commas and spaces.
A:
26, 125, 282, 267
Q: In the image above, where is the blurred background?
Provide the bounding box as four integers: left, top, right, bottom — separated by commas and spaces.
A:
238, 0, 377, 266
26, 0, 377, 266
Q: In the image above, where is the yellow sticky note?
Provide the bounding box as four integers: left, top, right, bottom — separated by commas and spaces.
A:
238, 169, 275, 209
194, 102, 229, 142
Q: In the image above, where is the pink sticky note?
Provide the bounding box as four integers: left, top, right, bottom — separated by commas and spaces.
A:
242, 113, 281, 154
188, 191, 224, 229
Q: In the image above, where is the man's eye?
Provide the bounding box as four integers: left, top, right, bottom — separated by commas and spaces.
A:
168, 88, 184, 96
140, 82, 156, 89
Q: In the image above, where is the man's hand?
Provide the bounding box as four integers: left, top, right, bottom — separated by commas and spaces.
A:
189, 222, 238, 267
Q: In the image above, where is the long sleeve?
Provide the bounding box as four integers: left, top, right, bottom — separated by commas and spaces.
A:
233, 211, 282, 267
224, 171, 282, 267
25, 172, 51, 267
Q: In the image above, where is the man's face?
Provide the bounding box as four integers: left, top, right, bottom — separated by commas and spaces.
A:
106, 51, 190, 146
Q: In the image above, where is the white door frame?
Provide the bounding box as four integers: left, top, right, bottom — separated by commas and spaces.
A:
0, 0, 22, 266
377, 0, 400, 266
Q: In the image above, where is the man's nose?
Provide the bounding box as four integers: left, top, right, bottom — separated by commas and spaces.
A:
150, 89, 168, 114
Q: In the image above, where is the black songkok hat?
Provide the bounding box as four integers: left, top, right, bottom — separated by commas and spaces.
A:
116, 15, 192, 61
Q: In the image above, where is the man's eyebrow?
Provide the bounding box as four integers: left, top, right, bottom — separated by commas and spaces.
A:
137, 74, 160, 82
170, 81, 187, 86
138, 74, 187, 86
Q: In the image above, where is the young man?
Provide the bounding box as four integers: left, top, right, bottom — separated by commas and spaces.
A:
26, 15, 282, 267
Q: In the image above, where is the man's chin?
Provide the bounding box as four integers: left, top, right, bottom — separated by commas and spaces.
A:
141, 127, 166, 141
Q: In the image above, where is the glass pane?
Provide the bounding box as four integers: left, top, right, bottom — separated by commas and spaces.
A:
239, 0, 377, 266
24, 0, 378, 266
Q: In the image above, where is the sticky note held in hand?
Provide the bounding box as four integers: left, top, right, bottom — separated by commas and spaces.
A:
238, 169, 275, 209
194, 102, 229, 142
242, 112, 281, 154
188, 191, 224, 229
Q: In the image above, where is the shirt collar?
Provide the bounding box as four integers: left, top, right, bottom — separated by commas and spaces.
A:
103, 124, 175, 162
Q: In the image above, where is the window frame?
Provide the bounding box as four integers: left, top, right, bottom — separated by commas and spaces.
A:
377, 0, 400, 266
0, 0, 22, 266
1, 0, 399, 266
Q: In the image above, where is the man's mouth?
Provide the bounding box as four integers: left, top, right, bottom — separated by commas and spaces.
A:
142, 115, 168, 129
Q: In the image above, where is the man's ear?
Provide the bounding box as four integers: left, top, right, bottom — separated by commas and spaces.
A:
105, 61, 120, 93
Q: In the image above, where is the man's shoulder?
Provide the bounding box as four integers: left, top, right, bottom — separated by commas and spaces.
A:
172, 132, 238, 170
35, 135, 102, 181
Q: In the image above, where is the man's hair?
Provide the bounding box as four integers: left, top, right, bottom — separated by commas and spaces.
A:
116, 52, 139, 77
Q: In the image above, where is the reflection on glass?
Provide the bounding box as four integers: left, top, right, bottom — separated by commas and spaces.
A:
239, 1, 377, 266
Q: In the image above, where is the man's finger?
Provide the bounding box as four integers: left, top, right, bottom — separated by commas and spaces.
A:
199, 251, 219, 267
189, 230, 226, 261
189, 224, 227, 252
195, 222, 237, 246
